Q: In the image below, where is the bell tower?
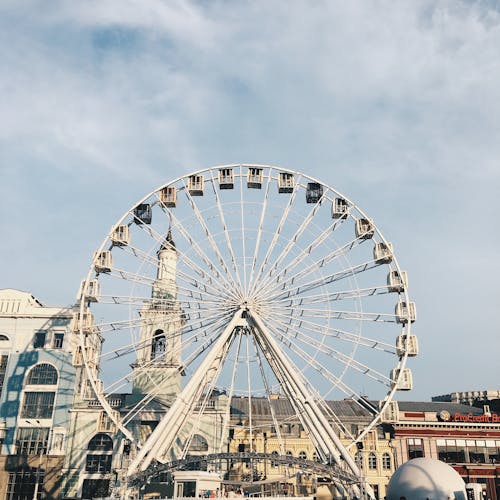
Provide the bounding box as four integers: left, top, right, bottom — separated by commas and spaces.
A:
132, 228, 184, 405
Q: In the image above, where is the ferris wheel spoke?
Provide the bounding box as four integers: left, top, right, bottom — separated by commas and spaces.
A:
257, 307, 396, 354
180, 178, 242, 295
267, 315, 392, 386
175, 238, 241, 301
159, 205, 241, 296
168, 227, 241, 300
238, 166, 249, 293
175, 267, 236, 302
263, 315, 380, 398
247, 173, 302, 297
182, 308, 236, 336
96, 294, 222, 310
92, 315, 168, 334
107, 267, 156, 287
267, 284, 394, 308
208, 169, 245, 293
252, 183, 336, 294
113, 237, 221, 299
265, 306, 398, 323
247, 168, 272, 295
257, 235, 371, 301
100, 334, 163, 361
264, 259, 381, 302
115, 242, 163, 270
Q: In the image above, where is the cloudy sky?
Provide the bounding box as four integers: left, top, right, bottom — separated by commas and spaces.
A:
1, 0, 499, 401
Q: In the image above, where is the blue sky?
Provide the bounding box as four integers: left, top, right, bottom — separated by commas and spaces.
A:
1, 0, 499, 401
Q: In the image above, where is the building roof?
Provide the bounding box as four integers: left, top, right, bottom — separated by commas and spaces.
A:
229, 396, 372, 419
396, 400, 484, 415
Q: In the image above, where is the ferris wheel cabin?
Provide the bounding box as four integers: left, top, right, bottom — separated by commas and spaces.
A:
78, 279, 100, 302
133, 203, 152, 224
188, 175, 204, 196
387, 270, 407, 293
355, 218, 374, 239
112, 225, 130, 246
278, 172, 294, 193
396, 334, 419, 357
374, 242, 393, 264
160, 186, 177, 207
332, 198, 349, 219
218, 168, 234, 189
395, 300, 417, 324
247, 167, 263, 188
390, 367, 413, 391
305, 182, 323, 203
94, 251, 112, 273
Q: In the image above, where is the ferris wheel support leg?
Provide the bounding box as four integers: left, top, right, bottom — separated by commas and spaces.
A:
127, 309, 246, 477
248, 309, 374, 500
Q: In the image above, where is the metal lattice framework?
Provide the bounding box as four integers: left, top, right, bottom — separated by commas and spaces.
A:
130, 452, 360, 487
76, 164, 417, 498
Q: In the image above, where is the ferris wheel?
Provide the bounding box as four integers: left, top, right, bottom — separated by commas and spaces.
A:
76, 164, 417, 488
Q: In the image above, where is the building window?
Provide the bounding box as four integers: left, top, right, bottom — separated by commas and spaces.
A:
16, 427, 50, 455
21, 392, 55, 419
33, 331, 46, 349
7, 469, 44, 500
408, 438, 424, 459
189, 434, 208, 452
467, 440, 487, 464
0, 354, 8, 398
52, 333, 64, 349
368, 452, 377, 470
271, 451, 279, 467
355, 451, 363, 468
151, 330, 166, 360
88, 433, 113, 451
81, 479, 110, 499
26, 364, 58, 385
382, 452, 391, 470
85, 454, 112, 473
98, 411, 117, 433
486, 440, 500, 463
298, 451, 307, 460
436, 439, 466, 463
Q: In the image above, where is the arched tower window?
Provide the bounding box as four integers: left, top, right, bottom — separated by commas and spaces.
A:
188, 434, 208, 452
86, 433, 113, 476
88, 433, 113, 451
151, 329, 166, 360
26, 363, 58, 385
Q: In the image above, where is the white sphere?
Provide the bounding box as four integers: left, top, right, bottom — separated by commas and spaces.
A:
386, 458, 466, 500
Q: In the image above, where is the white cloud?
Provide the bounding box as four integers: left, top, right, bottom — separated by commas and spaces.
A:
1, 0, 500, 398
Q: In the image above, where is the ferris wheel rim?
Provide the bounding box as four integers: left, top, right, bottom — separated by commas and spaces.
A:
77, 163, 414, 457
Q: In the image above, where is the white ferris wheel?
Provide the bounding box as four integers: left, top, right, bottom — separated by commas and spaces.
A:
76, 164, 417, 491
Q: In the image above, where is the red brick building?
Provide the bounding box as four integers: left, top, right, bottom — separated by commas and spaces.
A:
389, 401, 500, 500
